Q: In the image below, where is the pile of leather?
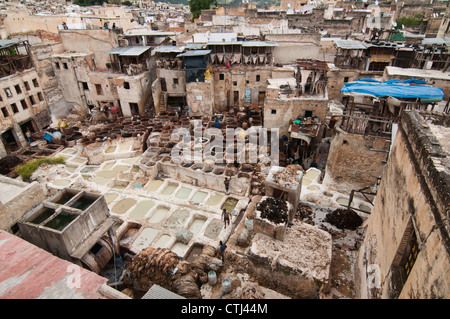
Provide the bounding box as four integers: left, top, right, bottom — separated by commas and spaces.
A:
190, 245, 223, 284
257, 197, 289, 224
127, 247, 201, 298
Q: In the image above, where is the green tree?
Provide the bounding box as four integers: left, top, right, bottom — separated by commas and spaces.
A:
189, 0, 217, 21
395, 14, 423, 29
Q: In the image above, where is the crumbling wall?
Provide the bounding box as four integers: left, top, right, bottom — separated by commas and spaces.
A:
59, 30, 118, 70
323, 128, 390, 194
247, 221, 332, 298
355, 111, 450, 299
265, 33, 320, 64
186, 81, 214, 116
263, 98, 328, 136
0, 176, 45, 231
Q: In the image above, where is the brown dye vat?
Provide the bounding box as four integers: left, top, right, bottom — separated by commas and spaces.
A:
213, 168, 224, 175
203, 165, 213, 173
191, 163, 203, 171
225, 168, 236, 176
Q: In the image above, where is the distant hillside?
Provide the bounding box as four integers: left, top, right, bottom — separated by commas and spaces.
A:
216, 0, 278, 8
153, 0, 278, 9
153, 0, 189, 5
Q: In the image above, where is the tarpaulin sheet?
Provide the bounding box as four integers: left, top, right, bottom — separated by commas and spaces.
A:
341, 81, 444, 99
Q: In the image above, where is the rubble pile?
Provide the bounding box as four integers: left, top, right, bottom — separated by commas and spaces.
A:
257, 197, 288, 224
297, 203, 315, 225
325, 208, 363, 230
128, 247, 201, 298
271, 164, 304, 188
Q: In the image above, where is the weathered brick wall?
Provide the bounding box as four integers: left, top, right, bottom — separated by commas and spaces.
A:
355, 111, 450, 299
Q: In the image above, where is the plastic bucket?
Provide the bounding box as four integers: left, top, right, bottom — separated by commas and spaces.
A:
208, 271, 217, 285
245, 218, 253, 231
222, 279, 231, 293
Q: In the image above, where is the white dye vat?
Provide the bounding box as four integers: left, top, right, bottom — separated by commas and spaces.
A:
359, 203, 372, 213
162, 183, 178, 195
104, 193, 118, 204
112, 165, 129, 172
105, 146, 116, 154
53, 179, 71, 187
132, 228, 159, 252
128, 200, 155, 220
191, 191, 208, 204
145, 179, 163, 192
70, 157, 86, 164
176, 186, 192, 200
65, 166, 77, 173
152, 234, 172, 248
164, 209, 190, 230
171, 242, 188, 257
121, 158, 136, 165
147, 206, 169, 224
96, 170, 118, 179
336, 197, 349, 206
206, 193, 223, 207
112, 198, 137, 215
117, 144, 130, 153
204, 219, 223, 239
103, 162, 115, 170
62, 148, 76, 155
304, 168, 320, 180
189, 218, 206, 235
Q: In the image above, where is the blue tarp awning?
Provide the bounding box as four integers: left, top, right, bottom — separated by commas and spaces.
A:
341, 80, 444, 100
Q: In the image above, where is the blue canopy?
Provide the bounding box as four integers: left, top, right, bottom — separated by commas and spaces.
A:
356, 78, 382, 83
384, 78, 428, 85
341, 80, 444, 100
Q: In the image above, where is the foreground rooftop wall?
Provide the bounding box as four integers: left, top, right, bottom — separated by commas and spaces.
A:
355, 111, 450, 298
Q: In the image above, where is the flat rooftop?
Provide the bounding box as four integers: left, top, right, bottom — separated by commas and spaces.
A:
0, 230, 110, 299
385, 66, 450, 81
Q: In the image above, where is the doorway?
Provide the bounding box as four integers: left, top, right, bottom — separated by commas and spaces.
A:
160, 78, 167, 92
20, 119, 37, 137
233, 91, 239, 106
130, 103, 139, 116
258, 91, 266, 105
1, 129, 20, 154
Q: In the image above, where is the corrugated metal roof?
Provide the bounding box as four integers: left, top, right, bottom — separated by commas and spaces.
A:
151, 46, 185, 54
0, 39, 26, 49
333, 39, 366, 50
142, 284, 186, 299
207, 41, 242, 46
176, 49, 211, 57
123, 31, 177, 37
185, 43, 208, 50
106, 46, 151, 56
422, 37, 450, 45
241, 41, 279, 47
206, 41, 279, 47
